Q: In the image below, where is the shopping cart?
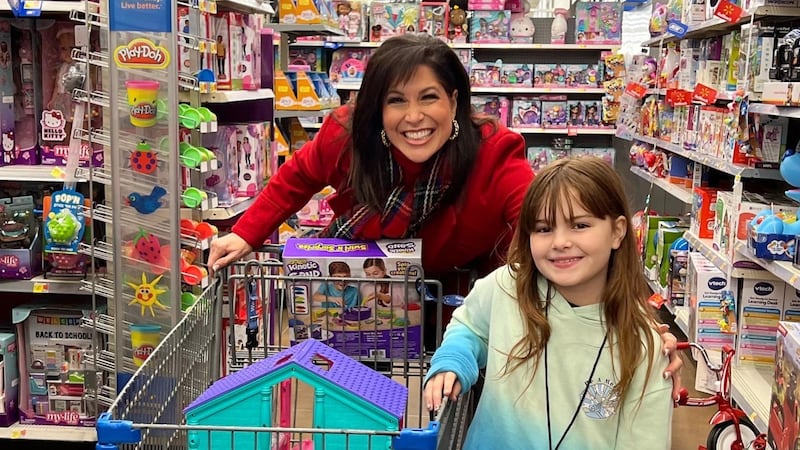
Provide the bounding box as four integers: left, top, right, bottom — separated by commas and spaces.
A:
95, 258, 474, 450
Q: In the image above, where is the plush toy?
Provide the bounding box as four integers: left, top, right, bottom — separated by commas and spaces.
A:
510, 0, 535, 43
448, 0, 468, 43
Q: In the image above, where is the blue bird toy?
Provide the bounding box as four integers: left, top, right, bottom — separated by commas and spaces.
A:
126, 185, 167, 214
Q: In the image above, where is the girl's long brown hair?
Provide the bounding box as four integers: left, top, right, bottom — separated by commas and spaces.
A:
505, 156, 657, 405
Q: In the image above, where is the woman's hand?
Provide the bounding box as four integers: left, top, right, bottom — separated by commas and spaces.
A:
423, 371, 462, 412
658, 324, 684, 401
207, 233, 254, 273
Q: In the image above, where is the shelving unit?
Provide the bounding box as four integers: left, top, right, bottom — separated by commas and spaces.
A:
179, 88, 274, 104
0, 275, 88, 295
731, 364, 773, 433
0, 422, 97, 441
630, 166, 693, 203
291, 40, 618, 51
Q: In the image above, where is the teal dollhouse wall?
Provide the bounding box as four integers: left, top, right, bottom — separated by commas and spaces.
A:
184, 365, 400, 450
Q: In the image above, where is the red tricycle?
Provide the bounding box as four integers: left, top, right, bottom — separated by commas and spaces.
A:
675, 342, 768, 450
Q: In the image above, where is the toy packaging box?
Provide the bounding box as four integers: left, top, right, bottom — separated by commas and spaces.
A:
13, 304, 100, 426
686, 252, 737, 354
39, 22, 103, 167
369, 2, 420, 42
0, 332, 18, 427
574, 2, 622, 45
511, 97, 541, 128
769, 321, 800, 450
468, 10, 510, 43
471, 95, 509, 126
0, 21, 15, 167
282, 238, 423, 359
737, 278, 785, 364
784, 285, 800, 322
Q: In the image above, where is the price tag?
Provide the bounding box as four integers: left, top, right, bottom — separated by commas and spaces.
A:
624, 82, 648, 99
714, 0, 744, 24
666, 19, 689, 38
6, 0, 41, 17
567, 127, 578, 136
693, 83, 718, 105
10, 429, 27, 438
32, 282, 49, 294
50, 167, 66, 180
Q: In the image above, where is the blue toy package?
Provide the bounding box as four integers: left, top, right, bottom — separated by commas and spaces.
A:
44, 189, 86, 254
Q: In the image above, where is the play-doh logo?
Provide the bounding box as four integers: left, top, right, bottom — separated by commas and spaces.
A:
285, 259, 322, 277
754, 282, 775, 296
114, 38, 171, 69
134, 344, 154, 360
130, 103, 156, 121
0, 255, 20, 268
386, 241, 418, 254
707, 277, 727, 290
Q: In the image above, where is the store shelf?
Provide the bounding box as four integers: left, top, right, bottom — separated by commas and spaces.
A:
632, 133, 784, 180
510, 127, 616, 135
683, 230, 731, 273
219, 0, 274, 14
643, 6, 800, 46
0, 165, 86, 182
183, 196, 256, 221
274, 109, 335, 119
181, 88, 274, 104
0, 422, 97, 441
748, 102, 800, 119
731, 364, 773, 433
472, 87, 606, 94
290, 40, 617, 50
734, 240, 800, 290
268, 24, 344, 37
674, 307, 690, 336
0, 275, 87, 295
630, 166, 693, 204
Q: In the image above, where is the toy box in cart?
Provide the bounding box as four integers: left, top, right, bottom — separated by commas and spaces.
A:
282, 238, 423, 359
769, 321, 800, 450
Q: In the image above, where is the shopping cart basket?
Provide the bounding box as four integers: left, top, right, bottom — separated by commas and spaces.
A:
95, 259, 475, 450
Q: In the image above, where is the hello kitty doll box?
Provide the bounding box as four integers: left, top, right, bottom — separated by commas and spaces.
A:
0, 21, 14, 167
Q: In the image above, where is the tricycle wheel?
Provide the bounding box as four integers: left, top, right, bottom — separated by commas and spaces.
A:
707, 418, 759, 450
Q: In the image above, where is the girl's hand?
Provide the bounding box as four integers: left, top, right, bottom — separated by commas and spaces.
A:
423, 371, 462, 412
657, 324, 684, 401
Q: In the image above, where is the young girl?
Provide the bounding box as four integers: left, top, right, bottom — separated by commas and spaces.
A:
423, 156, 673, 449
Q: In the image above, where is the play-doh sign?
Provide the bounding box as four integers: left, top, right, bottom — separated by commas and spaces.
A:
113, 38, 171, 69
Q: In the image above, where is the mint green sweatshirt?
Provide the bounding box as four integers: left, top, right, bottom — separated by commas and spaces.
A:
427, 266, 673, 449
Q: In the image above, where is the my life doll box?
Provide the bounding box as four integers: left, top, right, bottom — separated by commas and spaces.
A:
39, 22, 103, 167
0, 333, 18, 427
12, 304, 100, 427
282, 238, 423, 360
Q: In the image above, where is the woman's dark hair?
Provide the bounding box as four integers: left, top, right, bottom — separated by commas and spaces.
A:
348, 33, 491, 211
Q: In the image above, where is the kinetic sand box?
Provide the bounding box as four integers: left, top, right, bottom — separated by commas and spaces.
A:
282, 238, 422, 359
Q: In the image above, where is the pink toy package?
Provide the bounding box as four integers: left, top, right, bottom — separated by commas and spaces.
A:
329, 48, 371, 85
419, 2, 448, 41
541, 95, 568, 128
369, 2, 421, 42
39, 22, 102, 167
575, 2, 622, 45
469, 59, 503, 87
229, 12, 263, 91
471, 95, 509, 126
333, 0, 365, 41
235, 123, 265, 198
511, 96, 541, 128
203, 126, 239, 206
469, 10, 510, 43
9, 23, 39, 165
501, 63, 533, 87
0, 21, 15, 167
212, 15, 232, 90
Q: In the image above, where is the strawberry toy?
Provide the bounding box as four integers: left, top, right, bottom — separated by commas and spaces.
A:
132, 229, 169, 272
130, 141, 158, 175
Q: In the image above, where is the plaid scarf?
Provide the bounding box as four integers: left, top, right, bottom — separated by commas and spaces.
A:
320, 152, 451, 239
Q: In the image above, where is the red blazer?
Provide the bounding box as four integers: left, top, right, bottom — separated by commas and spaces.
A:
233, 105, 534, 278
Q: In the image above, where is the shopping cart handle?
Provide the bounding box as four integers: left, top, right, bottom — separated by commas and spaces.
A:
95, 412, 142, 446
392, 421, 440, 450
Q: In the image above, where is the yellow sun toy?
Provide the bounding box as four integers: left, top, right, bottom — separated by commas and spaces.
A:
127, 273, 168, 317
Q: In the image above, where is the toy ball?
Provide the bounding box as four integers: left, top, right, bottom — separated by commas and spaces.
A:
756, 215, 785, 234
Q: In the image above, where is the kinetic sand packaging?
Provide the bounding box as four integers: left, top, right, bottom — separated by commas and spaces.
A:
282, 238, 422, 359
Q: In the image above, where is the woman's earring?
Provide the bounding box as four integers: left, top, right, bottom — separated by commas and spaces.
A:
449, 120, 460, 141
380, 129, 390, 147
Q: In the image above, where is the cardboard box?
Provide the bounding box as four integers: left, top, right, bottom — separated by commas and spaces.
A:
686, 252, 736, 353
769, 322, 800, 450
13, 304, 98, 426
783, 285, 800, 322
282, 238, 422, 359
0, 333, 18, 427
737, 278, 784, 364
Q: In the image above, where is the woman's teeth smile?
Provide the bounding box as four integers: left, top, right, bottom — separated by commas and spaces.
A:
403, 129, 433, 140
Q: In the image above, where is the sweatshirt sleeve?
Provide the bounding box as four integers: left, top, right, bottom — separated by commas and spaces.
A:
231, 108, 350, 248
614, 332, 674, 449
425, 269, 498, 392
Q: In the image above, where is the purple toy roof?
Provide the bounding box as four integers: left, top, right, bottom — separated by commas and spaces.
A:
185, 340, 408, 419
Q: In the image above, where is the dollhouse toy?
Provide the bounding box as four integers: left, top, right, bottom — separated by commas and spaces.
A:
184, 339, 408, 450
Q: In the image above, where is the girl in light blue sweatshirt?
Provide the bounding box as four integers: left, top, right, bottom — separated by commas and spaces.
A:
424, 156, 673, 449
